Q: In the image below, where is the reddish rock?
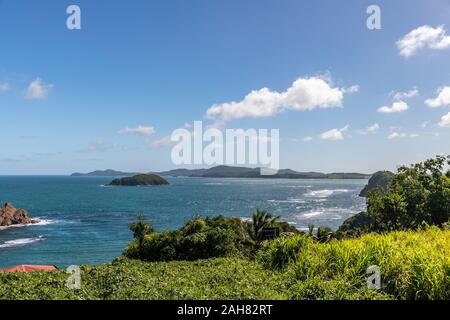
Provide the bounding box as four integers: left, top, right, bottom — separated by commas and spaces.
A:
0, 203, 37, 227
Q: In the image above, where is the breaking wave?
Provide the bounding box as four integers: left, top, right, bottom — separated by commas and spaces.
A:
0, 236, 46, 249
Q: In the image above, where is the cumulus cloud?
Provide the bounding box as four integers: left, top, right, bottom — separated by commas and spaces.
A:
0, 83, 10, 93
118, 125, 155, 137
205, 76, 357, 121
425, 87, 450, 108
24, 78, 54, 100
303, 136, 313, 142
438, 112, 450, 127
397, 25, 450, 58
319, 125, 349, 141
378, 101, 409, 113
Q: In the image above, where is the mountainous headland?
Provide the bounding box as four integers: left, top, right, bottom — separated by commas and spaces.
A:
359, 171, 394, 197
72, 165, 371, 179
71, 169, 140, 177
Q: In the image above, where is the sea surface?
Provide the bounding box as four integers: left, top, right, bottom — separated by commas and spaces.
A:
0, 176, 367, 268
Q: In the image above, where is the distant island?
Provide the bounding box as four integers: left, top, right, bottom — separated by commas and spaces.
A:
71, 169, 140, 177
72, 165, 371, 179
108, 174, 169, 186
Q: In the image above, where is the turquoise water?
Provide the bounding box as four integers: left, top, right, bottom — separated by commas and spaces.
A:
0, 176, 366, 268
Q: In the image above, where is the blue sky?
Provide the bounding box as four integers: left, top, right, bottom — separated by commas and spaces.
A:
1, 0, 450, 174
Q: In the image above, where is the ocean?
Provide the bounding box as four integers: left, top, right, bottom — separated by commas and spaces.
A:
0, 176, 367, 268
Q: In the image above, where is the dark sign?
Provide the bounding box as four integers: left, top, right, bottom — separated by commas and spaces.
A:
262, 227, 280, 240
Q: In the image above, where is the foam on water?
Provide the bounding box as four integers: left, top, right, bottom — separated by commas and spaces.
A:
304, 189, 351, 198
0, 236, 45, 249
0, 218, 57, 231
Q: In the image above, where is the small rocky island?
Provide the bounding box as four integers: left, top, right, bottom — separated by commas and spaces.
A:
0, 203, 37, 227
108, 174, 169, 186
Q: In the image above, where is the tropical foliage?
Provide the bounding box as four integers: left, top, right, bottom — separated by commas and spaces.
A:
1, 228, 448, 300
338, 155, 450, 236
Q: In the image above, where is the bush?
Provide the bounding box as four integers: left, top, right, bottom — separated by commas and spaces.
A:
339, 155, 450, 235
124, 216, 246, 262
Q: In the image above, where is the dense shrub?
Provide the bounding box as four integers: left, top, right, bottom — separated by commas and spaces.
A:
124, 216, 247, 261
339, 155, 450, 236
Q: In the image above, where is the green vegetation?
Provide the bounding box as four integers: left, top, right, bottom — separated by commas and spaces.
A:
124, 212, 299, 261
0, 258, 285, 300
258, 227, 450, 300
338, 155, 450, 236
1, 228, 448, 300
109, 174, 169, 186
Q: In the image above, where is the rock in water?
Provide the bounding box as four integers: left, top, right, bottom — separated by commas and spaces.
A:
0, 203, 37, 226
108, 174, 169, 186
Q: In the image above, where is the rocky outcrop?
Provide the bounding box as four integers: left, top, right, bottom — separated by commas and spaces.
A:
109, 174, 169, 186
359, 171, 394, 197
0, 203, 37, 227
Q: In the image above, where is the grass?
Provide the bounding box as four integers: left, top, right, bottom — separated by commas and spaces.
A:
0, 258, 285, 300
258, 227, 450, 300
0, 228, 448, 300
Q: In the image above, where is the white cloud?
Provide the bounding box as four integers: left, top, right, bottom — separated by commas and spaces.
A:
118, 125, 155, 137
206, 76, 357, 121
0, 83, 10, 93
358, 123, 380, 135
303, 136, 313, 142
391, 87, 419, 100
150, 135, 176, 148
397, 25, 450, 58
378, 101, 409, 113
425, 87, 450, 108
388, 132, 405, 139
388, 131, 418, 139
438, 112, 450, 127
367, 123, 380, 133
24, 78, 54, 100
319, 125, 349, 141
343, 85, 360, 93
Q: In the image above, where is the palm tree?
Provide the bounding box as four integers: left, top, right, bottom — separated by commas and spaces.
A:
245, 209, 280, 242
316, 227, 334, 243
129, 213, 154, 250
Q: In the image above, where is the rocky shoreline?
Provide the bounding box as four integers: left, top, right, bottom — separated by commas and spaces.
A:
0, 203, 37, 227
